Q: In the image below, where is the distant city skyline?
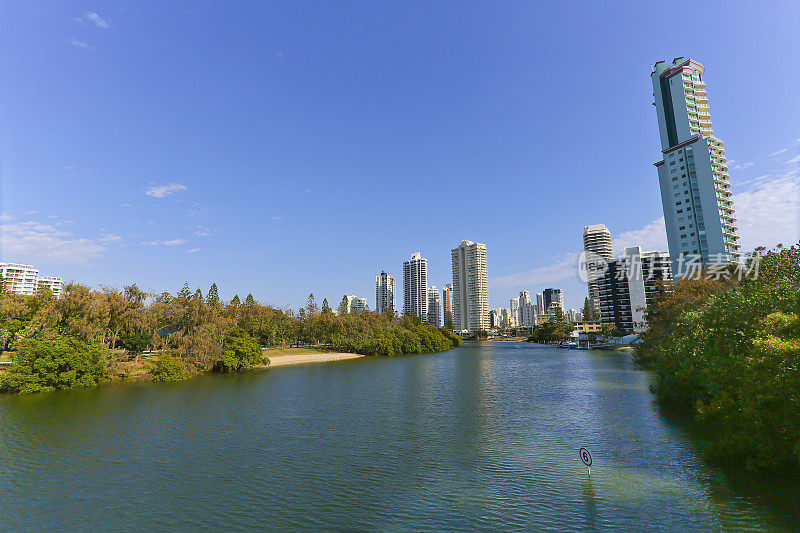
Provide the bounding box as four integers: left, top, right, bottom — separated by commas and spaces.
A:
1, 2, 797, 313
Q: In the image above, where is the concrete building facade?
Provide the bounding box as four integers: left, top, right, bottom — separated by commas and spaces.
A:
651, 58, 740, 277
375, 271, 395, 314
451, 240, 489, 332
403, 252, 428, 319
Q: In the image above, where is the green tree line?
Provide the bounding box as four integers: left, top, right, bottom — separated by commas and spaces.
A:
636, 243, 800, 474
0, 283, 460, 393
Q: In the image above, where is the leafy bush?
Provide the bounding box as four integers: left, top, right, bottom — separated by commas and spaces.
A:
213, 328, 266, 372
149, 353, 191, 382
0, 336, 108, 394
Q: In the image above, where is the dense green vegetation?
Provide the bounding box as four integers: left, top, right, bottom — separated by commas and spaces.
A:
636, 243, 800, 474
0, 282, 460, 393
0, 337, 108, 393
213, 328, 267, 372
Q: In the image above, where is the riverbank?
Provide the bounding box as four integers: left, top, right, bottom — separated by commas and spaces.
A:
258, 348, 364, 368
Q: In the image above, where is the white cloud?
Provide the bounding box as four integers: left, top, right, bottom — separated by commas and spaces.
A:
70, 38, 92, 49
733, 162, 754, 170
490, 252, 580, 289
785, 153, 800, 165
98, 233, 122, 244
193, 225, 215, 237
770, 148, 787, 157
273, 216, 283, 221
86, 12, 109, 29
0, 214, 12, 222
145, 183, 187, 198
188, 248, 201, 253
734, 172, 800, 251
142, 239, 188, 246
188, 202, 208, 216
0, 221, 105, 264
614, 217, 668, 255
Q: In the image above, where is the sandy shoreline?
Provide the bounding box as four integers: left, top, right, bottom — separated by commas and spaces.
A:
261, 351, 364, 368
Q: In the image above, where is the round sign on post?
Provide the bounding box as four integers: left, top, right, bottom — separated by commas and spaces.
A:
579, 447, 592, 476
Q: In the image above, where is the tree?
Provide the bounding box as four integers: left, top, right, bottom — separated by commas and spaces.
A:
213, 328, 265, 372
321, 298, 332, 314
306, 293, 318, 316
177, 283, 192, 302
206, 283, 220, 308
581, 297, 593, 324
231, 295, 241, 307
119, 332, 152, 356
338, 295, 349, 316
0, 336, 108, 393
244, 293, 255, 307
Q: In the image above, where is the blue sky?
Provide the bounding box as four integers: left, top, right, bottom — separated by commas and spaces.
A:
1, 1, 799, 312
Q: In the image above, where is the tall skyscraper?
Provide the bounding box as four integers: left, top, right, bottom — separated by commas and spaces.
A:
583, 224, 613, 311
442, 284, 453, 328
598, 247, 672, 334
451, 240, 489, 332
651, 58, 740, 276
519, 290, 534, 326
403, 252, 428, 319
509, 297, 520, 327
542, 288, 563, 314
427, 286, 442, 327
375, 271, 395, 314
536, 292, 545, 316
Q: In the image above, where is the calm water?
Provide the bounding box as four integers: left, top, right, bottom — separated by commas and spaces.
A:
1, 342, 798, 531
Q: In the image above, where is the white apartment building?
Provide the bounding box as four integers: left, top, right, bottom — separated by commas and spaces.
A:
583, 224, 613, 311
652, 58, 740, 277
427, 286, 442, 327
37, 276, 64, 299
403, 252, 428, 319
0, 263, 40, 296
451, 240, 489, 332
375, 271, 395, 314
519, 290, 535, 326
344, 295, 368, 313
509, 297, 520, 328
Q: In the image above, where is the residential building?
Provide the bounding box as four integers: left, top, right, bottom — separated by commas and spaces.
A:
597, 246, 673, 334
567, 308, 580, 323
583, 224, 613, 311
451, 240, 489, 332
519, 290, 535, 326
442, 284, 453, 328
37, 276, 63, 299
375, 271, 395, 314
403, 252, 428, 319
542, 288, 564, 314
500, 308, 513, 329
536, 292, 545, 316
344, 295, 368, 313
509, 297, 520, 328
427, 286, 442, 327
651, 58, 740, 277
0, 263, 40, 296
489, 309, 502, 329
